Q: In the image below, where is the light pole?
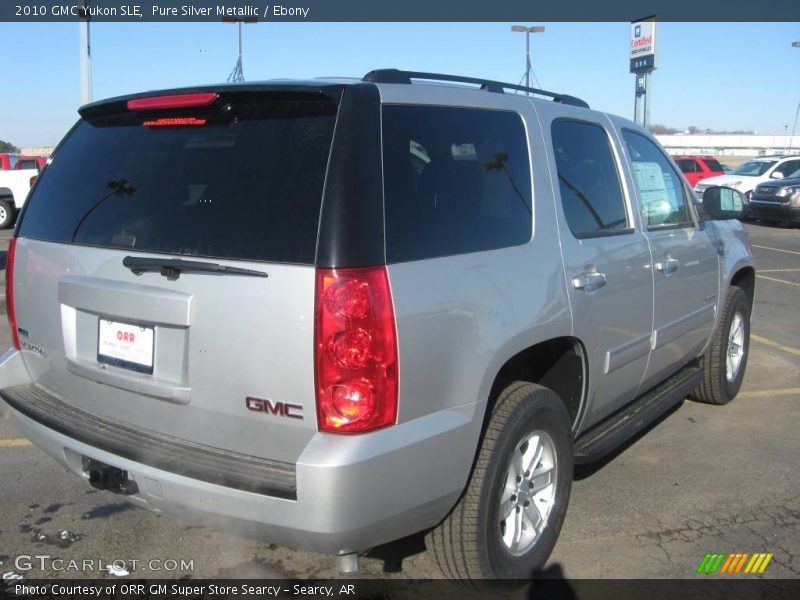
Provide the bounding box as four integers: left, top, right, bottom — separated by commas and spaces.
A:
511, 25, 545, 93
78, 0, 92, 104
789, 42, 800, 153
223, 16, 256, 83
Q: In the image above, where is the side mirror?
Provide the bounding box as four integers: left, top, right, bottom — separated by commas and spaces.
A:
770, 171, 784, 179
702, 186, 745, 220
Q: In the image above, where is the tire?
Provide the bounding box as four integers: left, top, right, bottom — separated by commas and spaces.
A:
0, 199, 14, 230
427, 382, 573, 579
690, 286, 750, 405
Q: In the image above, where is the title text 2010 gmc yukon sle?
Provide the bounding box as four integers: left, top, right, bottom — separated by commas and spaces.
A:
0, 70, 754, 579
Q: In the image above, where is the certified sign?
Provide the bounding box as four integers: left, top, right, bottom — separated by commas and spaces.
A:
630, 21, 657, 73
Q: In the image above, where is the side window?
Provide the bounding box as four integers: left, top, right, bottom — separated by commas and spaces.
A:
702, 158, 724, 173
622, 130, 694, 229
676, 159, 695, 173
775, 160, 800, 177
382, 105, 532, 262
551, 119, 628, 238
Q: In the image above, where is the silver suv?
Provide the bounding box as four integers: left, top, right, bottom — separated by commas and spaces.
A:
0, 70, 754, 579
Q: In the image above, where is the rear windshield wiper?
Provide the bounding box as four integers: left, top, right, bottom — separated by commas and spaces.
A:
123, 256, 268, 280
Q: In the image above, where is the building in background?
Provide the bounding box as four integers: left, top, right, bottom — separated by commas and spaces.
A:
20, 147, 55, 157
656, 135, 800, 158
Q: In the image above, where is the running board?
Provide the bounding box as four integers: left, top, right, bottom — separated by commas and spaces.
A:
574, 361, 704, 464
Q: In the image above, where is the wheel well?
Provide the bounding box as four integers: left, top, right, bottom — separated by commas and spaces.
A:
489, 337, 586, 428
730, 267, 755, 312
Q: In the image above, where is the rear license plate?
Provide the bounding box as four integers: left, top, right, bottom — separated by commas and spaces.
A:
97, 320, 154, 374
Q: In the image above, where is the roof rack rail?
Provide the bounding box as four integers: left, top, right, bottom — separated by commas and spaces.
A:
362, 69, 589, 109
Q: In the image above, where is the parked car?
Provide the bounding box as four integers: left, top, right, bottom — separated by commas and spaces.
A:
13, 155, 47, 171
0, 153, 20, 170
695, 154, 800, 199
0, 167, 38, 228
0, 71, 755, 580
673, 155, 726, 187
749, 168, 800, 224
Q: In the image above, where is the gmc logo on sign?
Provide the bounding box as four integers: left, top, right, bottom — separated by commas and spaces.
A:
245, 397, 303, 419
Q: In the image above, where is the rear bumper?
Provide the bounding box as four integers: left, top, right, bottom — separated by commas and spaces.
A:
749, 201, 800, 223
0, 353, 481, 554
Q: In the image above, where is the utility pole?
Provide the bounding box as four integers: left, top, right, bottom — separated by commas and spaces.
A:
224, 16, 256, 83
511, 25, 545, 93
78, 0, 92, 105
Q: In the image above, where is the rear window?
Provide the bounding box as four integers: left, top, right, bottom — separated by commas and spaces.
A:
701, 158, 724, 172
17, 159, 40, 171
382, 105, 532, 262
19, 95, 338, 264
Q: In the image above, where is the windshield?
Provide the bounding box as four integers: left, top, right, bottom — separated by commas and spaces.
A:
19, 95, 338, 264
732, 160, 777, 176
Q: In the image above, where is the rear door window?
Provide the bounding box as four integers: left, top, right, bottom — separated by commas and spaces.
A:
19, 94, 339, 264
551, 119, 629, 238
382, 105, 532, 262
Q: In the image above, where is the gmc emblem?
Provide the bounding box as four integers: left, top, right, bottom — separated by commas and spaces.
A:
245, 396, 303, 419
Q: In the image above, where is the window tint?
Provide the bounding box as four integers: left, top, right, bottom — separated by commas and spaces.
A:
19, 97, 338, 264
18, 160, 38, 171
551, 119, 628, 237
702, 158, 724, 172
382, 105, 532, 262
775, 160, 800, 177
622, 130, 694, 229
676, 159, 696, 173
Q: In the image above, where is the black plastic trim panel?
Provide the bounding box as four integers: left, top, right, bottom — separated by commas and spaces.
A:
1, 385, 297, 500
316, 83, 385, 268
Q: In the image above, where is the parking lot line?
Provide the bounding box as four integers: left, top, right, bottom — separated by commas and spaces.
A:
0, 438, 32, 448
757, 274, 800, 288
751, 334, 800, 357
752, 244, 800, 256
738, 388, 800, 399
758, 268, 800, 273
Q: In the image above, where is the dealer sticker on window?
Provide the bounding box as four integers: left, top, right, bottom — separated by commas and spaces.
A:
98, 320, 154, 374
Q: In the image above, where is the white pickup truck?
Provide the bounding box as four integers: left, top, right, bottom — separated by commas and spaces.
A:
0, 168, 38, 228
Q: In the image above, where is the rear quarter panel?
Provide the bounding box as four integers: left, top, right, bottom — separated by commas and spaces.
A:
377, 85, 573, 423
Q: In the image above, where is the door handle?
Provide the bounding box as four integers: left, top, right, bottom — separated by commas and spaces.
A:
655, 258, 679, 275
572, 271, 607, 291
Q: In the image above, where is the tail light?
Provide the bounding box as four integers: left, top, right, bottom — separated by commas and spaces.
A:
315, 266, 398, 433
29, 175, 37, 187
5, 238, 21, 350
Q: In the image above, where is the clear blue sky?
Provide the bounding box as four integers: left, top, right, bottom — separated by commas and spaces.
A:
1, 21, 799, 147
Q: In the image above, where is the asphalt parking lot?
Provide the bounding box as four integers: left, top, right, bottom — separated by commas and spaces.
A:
0, 222, 798, 581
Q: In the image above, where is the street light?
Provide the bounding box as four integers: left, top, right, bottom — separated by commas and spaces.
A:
223, 16, 257, 83
511, 25, 545, 94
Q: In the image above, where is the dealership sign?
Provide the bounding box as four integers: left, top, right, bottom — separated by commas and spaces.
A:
630, 21, 657, 73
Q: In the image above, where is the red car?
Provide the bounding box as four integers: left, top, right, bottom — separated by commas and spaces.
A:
0, 153, 20, 170
14, 155, 47, 171
673, 155, 726, 187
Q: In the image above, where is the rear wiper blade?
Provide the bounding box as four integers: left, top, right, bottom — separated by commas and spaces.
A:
123, 256, 268, 280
